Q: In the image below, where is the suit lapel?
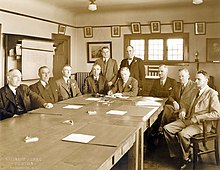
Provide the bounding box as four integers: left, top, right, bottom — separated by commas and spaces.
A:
37, 81, 46, 98
5, 86, 16, 105
60, 78, 69, 92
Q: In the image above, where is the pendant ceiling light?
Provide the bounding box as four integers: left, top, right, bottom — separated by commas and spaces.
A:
88, 0, 97, 11
192, 0, 203, 5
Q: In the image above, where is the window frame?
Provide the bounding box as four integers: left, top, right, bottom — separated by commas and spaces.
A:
124, 33, 189, 64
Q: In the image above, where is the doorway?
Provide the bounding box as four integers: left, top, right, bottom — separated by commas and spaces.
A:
52, 33, 70, 80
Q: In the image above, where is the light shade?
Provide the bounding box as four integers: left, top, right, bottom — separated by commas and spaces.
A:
88, 3, 97, 11
192, 0, 203, 5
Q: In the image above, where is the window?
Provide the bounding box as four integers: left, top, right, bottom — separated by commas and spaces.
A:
124, 33, 189, 63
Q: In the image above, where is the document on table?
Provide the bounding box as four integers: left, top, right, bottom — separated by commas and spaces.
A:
62, 133, 95, 143
63, 105, 83, 109
106, 110, 127, 115
141, 97, 163, 101
135, 100, 161, 106
85, 98, 101, 101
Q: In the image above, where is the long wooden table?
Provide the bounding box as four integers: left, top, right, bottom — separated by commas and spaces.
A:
0, 95, 166, 170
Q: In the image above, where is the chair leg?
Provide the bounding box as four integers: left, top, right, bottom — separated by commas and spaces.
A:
215, 138, 219, 165
193, 142, 199, 170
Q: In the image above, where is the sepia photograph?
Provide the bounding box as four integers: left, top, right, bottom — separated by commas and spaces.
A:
131, 22, 141, 34
87, 41, 112, 63
1, 1, 220, 170
84, 26, 93, 38
194, 22, 206, 35
172, 20, 183, 33
111, 26, 121, 37
150, 21, 161, 33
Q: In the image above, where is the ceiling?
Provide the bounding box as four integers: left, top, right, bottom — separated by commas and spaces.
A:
37, 0, 216, 14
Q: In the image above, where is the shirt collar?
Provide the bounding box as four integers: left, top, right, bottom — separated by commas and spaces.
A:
40, 80, 47, 87
199, 85, 208, 96
94, 75, 99, 80
8, 85, 17, 95
63, 76, 69, 83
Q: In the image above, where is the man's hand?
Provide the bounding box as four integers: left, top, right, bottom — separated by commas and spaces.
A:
43, 103, 53, 109
107, 90, 113, 96
179, 111, 186, 120
173, 101, 180, 111
107, 81, 113, 86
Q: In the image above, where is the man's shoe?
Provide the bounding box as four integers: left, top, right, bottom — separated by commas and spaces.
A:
180, 158, 192, 170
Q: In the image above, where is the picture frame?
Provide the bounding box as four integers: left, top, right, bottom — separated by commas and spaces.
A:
87, 42, 112, 63
194, 22, 206, 35
150, 21, 161, 34
172, 20, 183, 33
131, 22, 141, 34
84, 26, 93, 38
111, 26, 121, 37
58, 25, 66, 34
206, 38, 220, 62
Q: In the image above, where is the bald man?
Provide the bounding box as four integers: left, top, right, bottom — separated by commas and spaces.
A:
0, 69, 53, 120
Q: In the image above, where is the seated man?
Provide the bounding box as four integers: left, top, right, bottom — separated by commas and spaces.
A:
30, 66, 59, 103
83, 63, 108, 95
150, 64, 177, 99
56, 65, 82, 101
0, 69, 53, 121
164, 70, 220, 169
159, 68, 196, 131
108, 67, 138, 97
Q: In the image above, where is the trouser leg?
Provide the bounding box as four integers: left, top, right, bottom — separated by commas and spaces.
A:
161, 105, 175, 126
163, 119, 186, 158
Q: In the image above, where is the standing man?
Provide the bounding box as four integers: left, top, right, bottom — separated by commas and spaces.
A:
150, 65, 177, 98
119, 45, 145, 95
0, 69, 53, 121
56, 65, 81, 101
94, 46, 118, 87
164, 70, 220, 169
108, 67, 138, 97
30, 66, 59, 103
83, 63, 108, 95
159, 68, 196, 131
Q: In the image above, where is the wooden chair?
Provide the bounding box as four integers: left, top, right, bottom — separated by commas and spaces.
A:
190, 118, 220, 170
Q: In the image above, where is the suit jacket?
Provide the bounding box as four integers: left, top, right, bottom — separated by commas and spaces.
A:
0, 84, 46, 120
56, 78, 82, 101
95, 58, 118, 84
111, 77, 138, 97
29, 78, 59, 103
83, 75, 108, 94
168, 80, 196, 110
186, 86, 220, 122
150, 77, 177, 99
119, 57, 145, 88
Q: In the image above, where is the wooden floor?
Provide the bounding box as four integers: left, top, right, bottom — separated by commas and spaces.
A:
113, 131, 220, 170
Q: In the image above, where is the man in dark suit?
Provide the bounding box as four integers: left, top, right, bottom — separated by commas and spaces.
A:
159, 68, 196, 130
83, 63, 108, 95
164, 70, 220, 169
150, 64, 177, 98
30, 66, 59, 103
56, 65, 82, 101
0, 69, 53, 121
119, 45, 145, 95
108, 67, 138, 97
94, 46, 118, 87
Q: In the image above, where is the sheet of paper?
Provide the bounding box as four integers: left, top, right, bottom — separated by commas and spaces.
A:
142, 107, 159, 121
142, 97, 163, 101
62, 133, 95, 143
135, 100, 161, 106
63, 105, 83, 109
106, 110, 127, 115
85, 98, 101, 101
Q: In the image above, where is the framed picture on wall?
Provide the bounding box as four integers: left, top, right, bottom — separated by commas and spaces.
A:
150, 21, 161, 33
172, 20, 183, 33
58, 25, 66, 34
87, 42, 112, 63
206, 38, 220, 62
131, 22, 141, 34
194, 22, 206, 35
111, 26, 121, 37
84, 26, 93, 38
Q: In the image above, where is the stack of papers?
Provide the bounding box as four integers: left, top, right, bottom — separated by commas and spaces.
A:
63, 105, 83, 109
106, 110, 127, 115
142, 97, 163, 101
62, 133, 95, 143
136, 100, 161, 106
85, 98, 101, 101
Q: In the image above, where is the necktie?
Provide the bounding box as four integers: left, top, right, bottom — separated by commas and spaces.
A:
103, 59, 107, 75
160, 80, 163, 86
180, 84, 185, 97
